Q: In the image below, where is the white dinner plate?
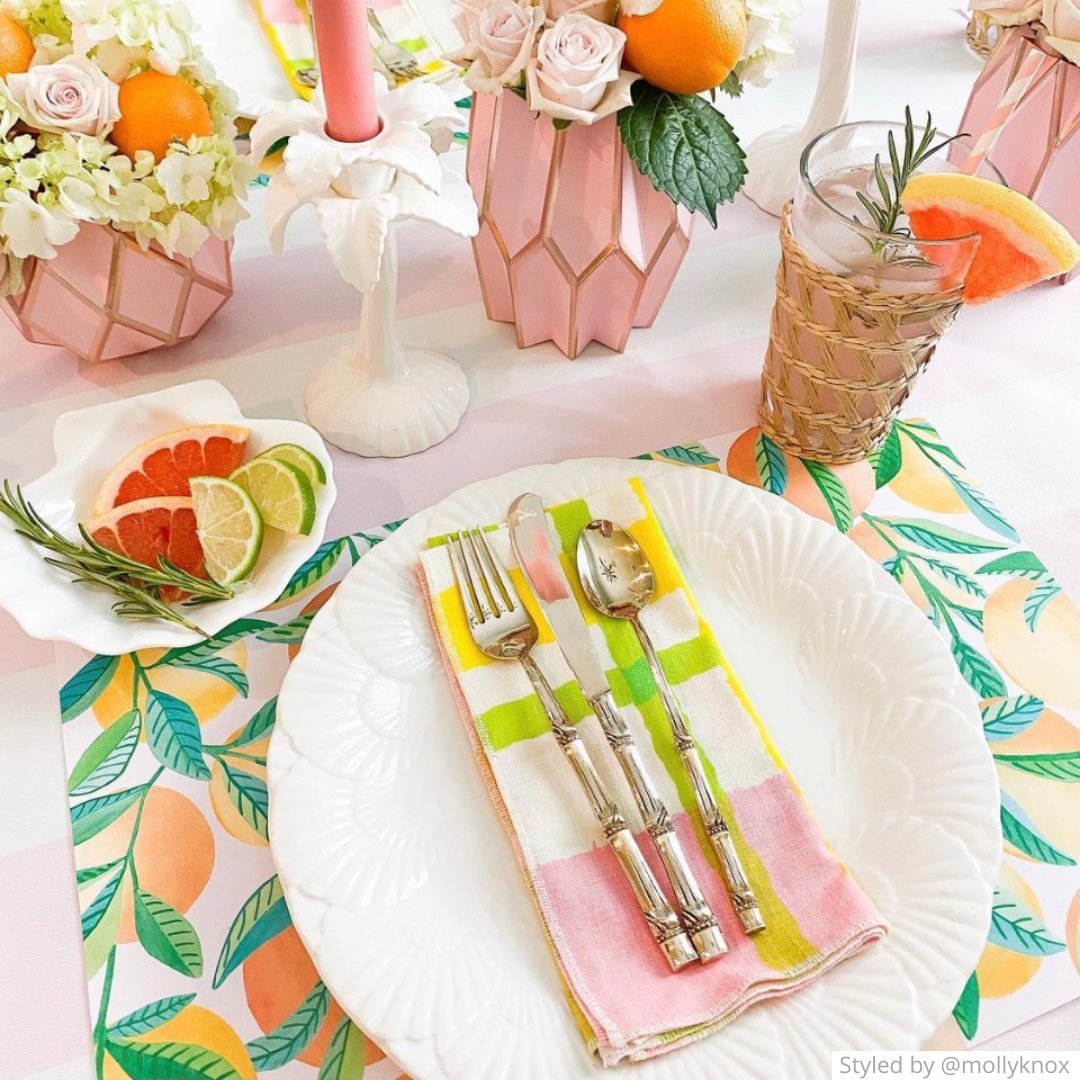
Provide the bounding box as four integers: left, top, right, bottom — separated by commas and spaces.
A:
268, 458, 1000, 1079
0, 380, 336, 654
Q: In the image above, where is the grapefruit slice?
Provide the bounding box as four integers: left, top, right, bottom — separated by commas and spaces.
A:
85, 496, 206, 600
93, 424, 251, 515
900, 173, 1080, 304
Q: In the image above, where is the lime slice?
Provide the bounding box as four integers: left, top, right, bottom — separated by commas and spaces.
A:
256, 443, 326, 487
230, 457, 316, 536
189, 476, 264, 584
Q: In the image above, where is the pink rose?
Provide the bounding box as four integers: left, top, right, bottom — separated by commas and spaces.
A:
526, 13, 638, 124
475, 1, 544, 82
1043, 0, 1080, 62
450, 0, 543, 92
6, 56, 120, 138
968, 0, 1040, 25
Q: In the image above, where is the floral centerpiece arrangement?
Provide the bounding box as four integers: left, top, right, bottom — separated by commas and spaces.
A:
958, 0, 1080, 284
0, 0, 246, 360
448, 0, 799, 356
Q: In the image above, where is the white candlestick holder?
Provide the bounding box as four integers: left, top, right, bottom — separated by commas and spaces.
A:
743, 0, 862, 217
250, 79, 479, 457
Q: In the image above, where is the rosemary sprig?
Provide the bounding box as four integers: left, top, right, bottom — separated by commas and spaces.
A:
854, 107, 967, 240
0, 480, 233, 635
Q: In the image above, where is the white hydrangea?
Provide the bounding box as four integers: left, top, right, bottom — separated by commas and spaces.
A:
738, 0, 801, 88
0, 0, 246, 288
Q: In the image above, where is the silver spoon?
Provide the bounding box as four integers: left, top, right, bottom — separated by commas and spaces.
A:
576, 519, 766, 935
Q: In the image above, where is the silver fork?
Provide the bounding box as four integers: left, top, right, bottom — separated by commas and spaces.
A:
448, 528, 699, 972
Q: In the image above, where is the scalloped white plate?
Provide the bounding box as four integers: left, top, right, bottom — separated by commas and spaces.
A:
269, 459, 1000, 1079
0, 380, 336, 654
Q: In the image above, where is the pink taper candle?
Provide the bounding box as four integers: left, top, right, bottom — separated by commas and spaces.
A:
310, 0, 381, 142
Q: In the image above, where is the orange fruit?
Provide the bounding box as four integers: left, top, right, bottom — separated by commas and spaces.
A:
76, 788, 214, 945
617, 0, 746, 95
111, 71, 214, 164
725, 426, 876, 529
103, 1005, 255, 1080
984, 578, 1080, 707
0, 12, 33, 77
243, 926, 388, 1068
901, 173, 1080, 304
975, 863, 1043, 998
92, 642, 247, 729
94, 423, 250, 514
86, 495, 206, 597
1067, 889, 1080, 976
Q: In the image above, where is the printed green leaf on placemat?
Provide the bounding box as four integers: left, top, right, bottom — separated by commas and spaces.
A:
218, 761, 268, 839
319, 1017, 366, 1080
754, 432, 788, 495
77, 858, 124, 886
988, 887, 1067, 956
245, 981, 329, 1069
976, 551, 1048, 579
134, 888, 204, 977
275, 538, 346, 603
68, 709, 141, 796
994, 750, 1080, 781
104, 1038, 242, 1080
952, 971, 979, 1041
870, 425, 902, 489
981, 696, 1043, 742
227, 698, 277, 748
1000, 795, 1076, 866
943, 472, 1020, 543
155, 618, 274, 667
919, 558, 986, 599
213, 875, 292, 988
145, 690, 211, 781
617, 82, 746, 226
1023, 579, 1062, 631
884, 518, 1008, 555
108, 994, 196, 1038
163, 655, 250, 697
951, 637, 1007, 698
256, 612, 317, 645
81, 866, 125, 938
60, 654, 119, 722
652, 443, 720, 467
71, 784, 147, 845
801, 459, 853, 532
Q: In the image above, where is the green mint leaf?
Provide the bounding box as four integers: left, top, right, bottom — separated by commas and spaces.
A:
618, 82, 746, 227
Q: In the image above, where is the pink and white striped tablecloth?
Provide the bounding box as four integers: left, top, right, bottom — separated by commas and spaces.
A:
2, 1, 1079, 1075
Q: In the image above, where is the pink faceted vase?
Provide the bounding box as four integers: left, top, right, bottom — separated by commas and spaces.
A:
953, 24, 1080, 283
3, 223, 233, 363
466, 90, 693, 359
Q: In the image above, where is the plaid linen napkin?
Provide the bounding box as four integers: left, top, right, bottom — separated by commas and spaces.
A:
417, 477, 886, 1066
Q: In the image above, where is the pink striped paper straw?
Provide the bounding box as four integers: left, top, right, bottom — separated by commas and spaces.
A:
963, 48, 1047, 175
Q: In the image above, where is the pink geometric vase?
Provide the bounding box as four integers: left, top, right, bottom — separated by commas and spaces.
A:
466, 90, 693, 359
3, 223, 233, 363
953, 24, 1080, 283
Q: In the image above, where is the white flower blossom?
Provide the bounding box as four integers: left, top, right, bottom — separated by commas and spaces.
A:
739, 0, 801, 87
0, 189, 79, 258
163, 209, 209, 256
157, 150, 215, 204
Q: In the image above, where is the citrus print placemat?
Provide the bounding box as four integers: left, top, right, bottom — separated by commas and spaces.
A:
55, 419, 1080, 1078
252, 0, 457, 101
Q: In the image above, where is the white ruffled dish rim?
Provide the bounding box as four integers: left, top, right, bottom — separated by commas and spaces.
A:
0, 379, 336, 655
268, 458, 1000, 1080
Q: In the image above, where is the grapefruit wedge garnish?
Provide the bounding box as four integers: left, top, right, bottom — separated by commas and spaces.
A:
94, 423, 250, 516
85, 496, 206, 600
900, 173, 1080, 304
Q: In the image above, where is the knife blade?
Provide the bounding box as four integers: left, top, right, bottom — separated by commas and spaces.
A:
508, 492, 728, 963
506, 493, 608, 700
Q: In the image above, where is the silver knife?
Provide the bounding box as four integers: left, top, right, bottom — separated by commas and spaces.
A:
508, 493, 727, 963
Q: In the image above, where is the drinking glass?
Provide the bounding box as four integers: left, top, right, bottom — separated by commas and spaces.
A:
759, 121, 1003, 463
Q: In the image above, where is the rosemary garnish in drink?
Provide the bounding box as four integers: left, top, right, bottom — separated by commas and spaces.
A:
855, 107, 967, 241
0, 481, 233, 634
